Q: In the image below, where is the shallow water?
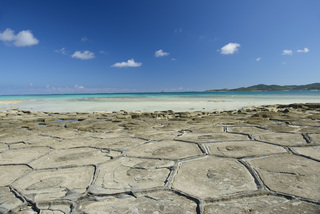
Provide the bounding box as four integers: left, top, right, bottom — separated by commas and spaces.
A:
0, 91, 319, 112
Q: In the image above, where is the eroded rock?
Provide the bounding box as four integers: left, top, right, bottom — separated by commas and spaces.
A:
291, 146, 320, 161
206, 141, 287, 158
0, 147, 51, 164
77, 190, 198, 214
203, 195, 320, 214
90, 157, 174, 194
29, 147, 110, 169
126, 140, 203, 160
172, 156, 257, 198
252, 133, 307, 146
12, 166, 94, 202
176, 132, 249, 143
247, 154, 320, 201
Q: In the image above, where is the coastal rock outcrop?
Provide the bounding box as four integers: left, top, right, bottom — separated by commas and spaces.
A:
0, 103, 320, 213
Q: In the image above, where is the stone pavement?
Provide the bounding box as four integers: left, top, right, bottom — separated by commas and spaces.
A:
0, 104, 320, 213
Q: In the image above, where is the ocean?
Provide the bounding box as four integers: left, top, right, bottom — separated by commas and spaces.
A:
0, 91, 319, 112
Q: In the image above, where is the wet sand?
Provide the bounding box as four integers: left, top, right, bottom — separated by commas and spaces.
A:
0, 103, 320, 213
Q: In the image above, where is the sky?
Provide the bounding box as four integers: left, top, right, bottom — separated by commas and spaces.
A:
0, 0, 320, 95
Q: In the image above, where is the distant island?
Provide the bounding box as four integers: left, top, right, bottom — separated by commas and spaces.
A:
206, 83, 320, 92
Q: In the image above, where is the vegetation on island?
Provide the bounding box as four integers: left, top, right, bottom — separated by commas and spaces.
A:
206, 83, 320, 92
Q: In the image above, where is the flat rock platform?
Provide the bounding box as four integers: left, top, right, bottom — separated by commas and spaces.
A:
1, 103, 320, 213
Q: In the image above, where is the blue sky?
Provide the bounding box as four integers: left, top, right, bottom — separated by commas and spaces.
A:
0, 0, 319, 94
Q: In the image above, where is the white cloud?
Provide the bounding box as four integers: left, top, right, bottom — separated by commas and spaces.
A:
171, 58, 176, 61
0, 28, 39, 47
297, 48, 309, 53
111, 59, 142, 68
55, 47, 67, 55
155, 49, 169, 57
220, 43, 240, 55
256, 57, 262, 62
282, 49, 293, 55
0, 28, 15, 41
71, 50, 95, 60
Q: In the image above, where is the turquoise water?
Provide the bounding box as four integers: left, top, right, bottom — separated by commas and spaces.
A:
0, 91, 319, 112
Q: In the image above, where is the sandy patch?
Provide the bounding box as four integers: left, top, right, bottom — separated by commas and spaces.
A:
0, 100, 23, 105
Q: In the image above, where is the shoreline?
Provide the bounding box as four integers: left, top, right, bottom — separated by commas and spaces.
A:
1, 91, 319, 113
1, 102, 320, 115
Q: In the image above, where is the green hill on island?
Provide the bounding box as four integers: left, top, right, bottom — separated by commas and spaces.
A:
206, 83, 320, 92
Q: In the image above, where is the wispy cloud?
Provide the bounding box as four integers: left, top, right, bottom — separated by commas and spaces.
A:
155, 49, 169, 57
75, 84, 85, 89
71, 50, 95, 60
282, 49, 293, 55
111, 59, 142, 68
256, 57, 262, 62
81, 36, 88, 42
297, 48, 309, 53
0, 28, 39, 47
220, 43, 240, 55
55, 47, 67, 55
174, 28, 182, 33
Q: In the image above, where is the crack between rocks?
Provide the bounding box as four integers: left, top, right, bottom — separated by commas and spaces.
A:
197, 143, 207, 155
238, 160, 264, 190
302, 133, 313, 144
269, 190, 320, 206
164, 164, 178, 188
8, 185, 40, 213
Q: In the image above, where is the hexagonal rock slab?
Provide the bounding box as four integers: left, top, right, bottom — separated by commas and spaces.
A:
0, 143, 8, 152
172, 156, 257, 199
203, 195, 320, 214
133, 130, 179, 141
309, 134, 320, 144
252, 133, 307, 146
90, 157, 174, 194
184, 125, 224, 133
247, 154, 320, 201
125, 140, 203, 160
206, 141, 287, 158
29, 147, 110, 169
227, 126, 271, 134
176, 133, 249, 143
291, 146, 320, 161
36, 201, 72, 214
0, 165, 32, 186
77, 190, 198, 213
12, 166, 94, 202
90, 137, 147, 151
0, 147, 51, 164
0, 128, 38, 143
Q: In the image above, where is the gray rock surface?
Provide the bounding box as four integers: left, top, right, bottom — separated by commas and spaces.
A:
291, 145, 320, 160
1, 104, 320, 213
172, 156, 257, 198
203, 195, 320, 214
205, 141, 287, 158
126, 140, 203, 160
247, 154, 320, 201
